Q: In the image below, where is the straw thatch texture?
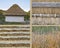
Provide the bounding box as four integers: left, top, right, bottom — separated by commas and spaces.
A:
32, 17, 60, 25
32, 0, 60, 25
4, 4, 26, 16
32, 8, 60, 14
32, 26, 60, 48
0, 26, 30, 47
32, 0, 60, 2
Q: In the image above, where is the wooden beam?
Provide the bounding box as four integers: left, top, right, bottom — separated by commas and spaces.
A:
32, 14, 60, 17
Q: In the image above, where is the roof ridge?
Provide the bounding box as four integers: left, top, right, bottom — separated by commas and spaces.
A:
4, 4, 26, 15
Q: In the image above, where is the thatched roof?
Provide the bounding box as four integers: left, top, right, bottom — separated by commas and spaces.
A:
4, 4, 26, 16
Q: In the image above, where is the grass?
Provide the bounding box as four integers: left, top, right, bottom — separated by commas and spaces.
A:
32, 26, 60, 48
32, 26, 60, 34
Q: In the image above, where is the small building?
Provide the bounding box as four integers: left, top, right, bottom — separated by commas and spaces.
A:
4, 4, 26, 22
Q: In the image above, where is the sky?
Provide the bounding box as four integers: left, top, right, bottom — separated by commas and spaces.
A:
0, 0, 30, 12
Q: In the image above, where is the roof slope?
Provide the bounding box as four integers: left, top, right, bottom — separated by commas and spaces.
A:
4, 4, 26, 15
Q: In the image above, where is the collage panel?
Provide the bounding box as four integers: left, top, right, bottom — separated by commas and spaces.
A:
32, 0, 60, 48
0, 0, 31, 48
0, 0, 30, 25
32, 26, 60, 48
32, 0, 60, 25
0, 25, 30, 48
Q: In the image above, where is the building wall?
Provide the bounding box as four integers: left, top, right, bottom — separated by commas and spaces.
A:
5, 16, 24, 22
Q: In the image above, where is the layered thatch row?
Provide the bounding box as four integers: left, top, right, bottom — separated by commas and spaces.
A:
32, 17, 60, 25
0, 26, 30, 47
32, 8, 60, 14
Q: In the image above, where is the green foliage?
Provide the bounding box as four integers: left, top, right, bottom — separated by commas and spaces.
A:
32, 26, 60, 34
0, 16, 5, 24
0, 10, 3, 16
24, 11, 30, 20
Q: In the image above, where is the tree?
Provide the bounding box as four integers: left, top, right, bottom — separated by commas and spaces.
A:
0, 10, 3, 16
25, 11, 30, 20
